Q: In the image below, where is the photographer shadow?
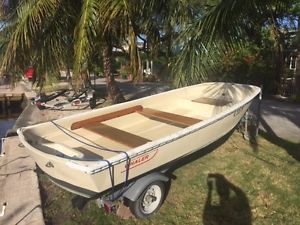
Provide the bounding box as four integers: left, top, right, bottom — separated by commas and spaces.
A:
203, 173, 252, 225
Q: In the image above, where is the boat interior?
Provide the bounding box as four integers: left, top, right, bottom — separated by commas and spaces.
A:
24, 83, 253, 160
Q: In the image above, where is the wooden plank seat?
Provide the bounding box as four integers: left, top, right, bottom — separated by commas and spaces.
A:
70, 105, 201, 147
71, 105, 143, 130
192, 97, 231, 106
85, 123, 150, 148
139, 108, 201, 128
71, 105, 149, 148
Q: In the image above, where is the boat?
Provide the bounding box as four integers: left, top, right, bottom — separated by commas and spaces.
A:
17, 82, 260, 217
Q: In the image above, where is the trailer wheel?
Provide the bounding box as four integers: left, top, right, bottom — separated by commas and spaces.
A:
128, 181, 165, 218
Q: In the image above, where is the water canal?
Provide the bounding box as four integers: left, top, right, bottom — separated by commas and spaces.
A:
0, 99, 24, 151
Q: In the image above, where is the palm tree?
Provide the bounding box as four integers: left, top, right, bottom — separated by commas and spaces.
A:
0, 0, 126, 103
98, 0, 154, 83
0, 0, 76, 85
99, 0, 208, 85
72, 0, 126, 103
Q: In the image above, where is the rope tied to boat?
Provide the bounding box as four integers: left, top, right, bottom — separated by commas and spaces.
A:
50, 121, 131, 201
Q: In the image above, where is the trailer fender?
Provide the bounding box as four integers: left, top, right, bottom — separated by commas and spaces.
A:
122, 172, 169, 202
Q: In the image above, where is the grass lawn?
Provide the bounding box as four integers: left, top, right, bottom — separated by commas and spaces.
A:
39, 130, 300, 225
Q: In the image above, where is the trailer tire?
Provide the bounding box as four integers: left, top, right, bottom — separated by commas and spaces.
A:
128, 180, 165, 218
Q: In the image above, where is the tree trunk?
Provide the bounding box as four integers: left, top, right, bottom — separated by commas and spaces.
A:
129, 26, 143, 84
272, 25, 284, 94
103, 43, 125, 104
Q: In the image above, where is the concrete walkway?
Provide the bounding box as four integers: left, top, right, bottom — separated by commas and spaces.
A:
259, 98, 300, 143
0, 81, 44, 225
0, 137, 44, 225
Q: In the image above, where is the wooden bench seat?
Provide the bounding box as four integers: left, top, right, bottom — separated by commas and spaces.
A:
71, 105, 201, 130
192, 97, 231, 106
85, 123, 150, 148
70, 105, 201, 147
139, 108, 201, 128
71, 105, 143, 130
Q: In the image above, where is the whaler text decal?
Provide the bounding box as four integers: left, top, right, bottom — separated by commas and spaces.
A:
121, 149, 158, 173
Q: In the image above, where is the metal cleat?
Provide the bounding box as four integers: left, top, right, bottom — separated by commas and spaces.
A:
0, 202, 7, 217
1, 138, 6, 157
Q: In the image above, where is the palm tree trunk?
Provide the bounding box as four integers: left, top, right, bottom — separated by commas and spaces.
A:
103, 42, 125, 104
129, 26, 143, 84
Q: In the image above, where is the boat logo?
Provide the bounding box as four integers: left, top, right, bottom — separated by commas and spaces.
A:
45, 161, 54, 168
122, 149, 158, 173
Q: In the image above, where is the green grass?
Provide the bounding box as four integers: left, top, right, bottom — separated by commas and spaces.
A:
39, 131, 300, 225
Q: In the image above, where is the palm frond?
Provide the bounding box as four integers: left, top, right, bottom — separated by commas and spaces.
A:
197, 0, 292, 46
73, 0, 99, 74
33, 2, 76, 78
1, 0, 62, 73
171, 36, 227, 87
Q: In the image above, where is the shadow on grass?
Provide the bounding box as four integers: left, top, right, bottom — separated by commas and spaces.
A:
71, 195, 90, 210
244, 125, 259, 153
203, 173, 252, 225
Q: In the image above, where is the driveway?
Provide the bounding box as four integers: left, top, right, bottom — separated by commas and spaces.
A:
251, 97, 300, 144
